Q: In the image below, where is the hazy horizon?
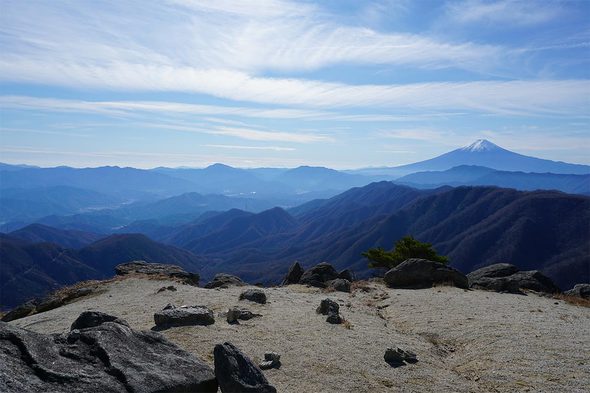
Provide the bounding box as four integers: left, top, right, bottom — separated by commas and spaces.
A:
1, 1, 589, 168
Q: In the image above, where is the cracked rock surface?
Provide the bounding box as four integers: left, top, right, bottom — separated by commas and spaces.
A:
0, 312, 217, 393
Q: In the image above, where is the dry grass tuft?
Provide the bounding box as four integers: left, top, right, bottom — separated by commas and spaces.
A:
342, 319, 353, 329
554, 294, 590, 308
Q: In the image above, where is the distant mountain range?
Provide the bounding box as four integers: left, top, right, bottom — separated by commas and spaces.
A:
1, 182, 588, 308
2, 140, 589, 308
168, 183, 588, 292
397, 165, 590, 195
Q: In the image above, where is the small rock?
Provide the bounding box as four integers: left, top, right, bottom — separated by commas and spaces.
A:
259, 352, 281, 370
214, 342, 277, 393
384, 347, 418, 367
316, 299, 343, 324
326, 313, 343, 324
281, 261, 305, 285
71, 311, 130, 330
204, 273, 246, 289
327, 278, 351, 293
316, 298, 340, 315
157, 285, 178, 293
154, 305, 215, 328
226, 307, 262, 324
239, 289, 267, 304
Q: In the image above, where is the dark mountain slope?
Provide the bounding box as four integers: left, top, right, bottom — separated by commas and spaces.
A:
164, 209, 254, 247
77, 234, 205, 275
296, 187, 589, 288
0, 233, 208, 308
186, 185, 588, 290
0, 237, 99, 308
8, 224, 104, 249
184, 207, 297, 254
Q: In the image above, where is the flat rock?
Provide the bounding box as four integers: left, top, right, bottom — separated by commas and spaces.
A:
239, 289, 267, 304
226, 308, 262, 324
384, 259, 468, 289
115, 260, 200, 286
214, 342, 277, 393
204, 273, 246, 289
468, 264, 560, 294
154, 305, 215, 328
299, 262, 339, 288
281, 261, 304, 285
564, 283, 590, 299
0, 313, 217, 393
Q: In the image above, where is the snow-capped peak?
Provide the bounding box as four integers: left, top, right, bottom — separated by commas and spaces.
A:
460, 139, 500, 152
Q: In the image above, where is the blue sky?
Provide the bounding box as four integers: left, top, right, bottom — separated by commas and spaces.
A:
0, 0, 589, 169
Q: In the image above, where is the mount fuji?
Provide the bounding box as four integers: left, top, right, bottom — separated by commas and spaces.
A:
356, 139, 590, 177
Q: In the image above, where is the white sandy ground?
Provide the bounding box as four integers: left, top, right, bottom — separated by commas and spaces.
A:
9, 277, 590, 393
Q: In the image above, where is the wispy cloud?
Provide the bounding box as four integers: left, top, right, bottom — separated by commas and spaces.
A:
0, 1, 504, 74
446, 0, 563, 26
203, 144, 295, 151
1, 73, 587, 116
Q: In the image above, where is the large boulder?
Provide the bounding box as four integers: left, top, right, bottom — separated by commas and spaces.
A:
384, 259, 468, 289
154, 304, 215, 328
239, 289, 267, 304
115, 261, 200, 286
299, 262, 339, 288
466, 263, 519, 284
214, 342, 277, 393
204, 273, 246, 289
281, 261, 304, 285
468, 264, 560, 294
564, 283, 590, 299
0, 313, 217, 393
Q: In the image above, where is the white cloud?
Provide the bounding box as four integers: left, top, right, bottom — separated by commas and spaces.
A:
0, 0, 503, 77
446, 0, 562, 26
203, 144, 295, 151
1, 66, 587, 116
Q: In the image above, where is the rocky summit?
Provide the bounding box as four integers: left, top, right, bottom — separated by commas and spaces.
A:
4, 272, 588, 393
